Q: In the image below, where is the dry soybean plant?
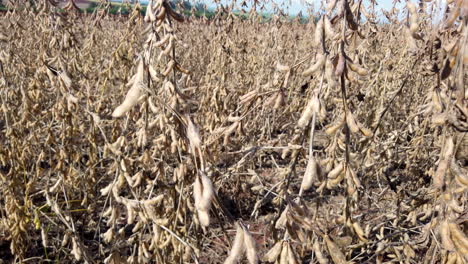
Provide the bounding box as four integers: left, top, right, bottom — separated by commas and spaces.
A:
0, 0, 467, 263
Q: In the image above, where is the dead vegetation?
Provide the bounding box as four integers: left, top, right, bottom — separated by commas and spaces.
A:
0, 0, 467, 263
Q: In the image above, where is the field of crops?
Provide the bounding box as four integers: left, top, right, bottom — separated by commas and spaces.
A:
0, 0, 467, 263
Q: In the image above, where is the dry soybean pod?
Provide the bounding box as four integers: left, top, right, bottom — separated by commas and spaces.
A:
263, 241, 283, 263
243, 226, 259, 264
300, 156, 319, 194
112, 60, 145, 118
302, 53, 325, 77
224, 222, 245, 264
297, 94, 320, 128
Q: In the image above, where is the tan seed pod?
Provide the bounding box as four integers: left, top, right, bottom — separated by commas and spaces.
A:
175, 63, 190, 74
314, 17, 324, 47
325, 58, 338, 88
406, 2, 418, 35
227, 115, 242, 123
162, 38, 174, 56
346, 111, 360, 134
49, 36, 56, 47
464, 43, 468, 64
243, 228, 259, 264
287, 243, 298, 264
325, 118, 345, 135
152, 224, 161, 245
328, 162, 344, 179
324, 235, 347, 264
163, 22, 174, 33
444, 39, 459, 55
431, 90, 443, 112
446, 252, 458, 264
324, 16, 335, 38
302, 53, 325, 77
263, 241, 283, 263
300, 156, 318, 193
100, 183, 113, 196
144, 0, 154, 22
275, 206, 289, 229
348, 62, 368, 76
158, 233, 172, 249
41, 228, 48, 248
112, 60, 145, 118
266, 92, 279, 107
360, 126, 373, 137
223, 121, 240, 146
156, 6, 166, 20
448, 199, 464, 214
148, 97, 159, 114
61, 232, 70, 247
224, 223, 245, 264
313, 240, 328, 264
335, 53, 346, 76
126, 203, 136, 225
165, 81, 176, 94
352, 222, 368, 242
409, 17, 418, 37
141, 241, 151, 259
456, 253, 465, 264
462, 0, 468, 18
405, 27, 418, 51
109, 207, 119, 226
281, 148, 290, 159
408, 0, 423, 12
434, 137, 454, 189
451, 161, 468, 187
276, 62, 290, 73
240, 91, 258, 104
443, 137, 455, 157
137, 128, 148, 148
348, 166, 361, 188
197, 209, 210, 227
298, 94, 320, 128
102, 228, 115, 243
279, 243, 289, 264
183, 245, 192, 262
193, 176, 203, 208
71, 237, 82, 261
162, 60, 175, 77
346, 168, 356, 195
186, 115, 201, 150
144, 194, 165, 206
448, 222, 468, 255
327, 169, 346, 189
148, 66, 160, 85
440, 220, 455, 251
274, 91, 285, 110
59, 71, 72, 89
199, 173, 214, 211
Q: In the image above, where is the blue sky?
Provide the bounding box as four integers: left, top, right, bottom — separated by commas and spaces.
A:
208, 0, 406, 15
118, 0, 397, 11
117, 0, 447, 19
287, 0, 396, 15
134, 0, 397, 13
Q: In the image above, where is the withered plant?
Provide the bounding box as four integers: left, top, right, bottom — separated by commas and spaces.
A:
0, 0, 466, 263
